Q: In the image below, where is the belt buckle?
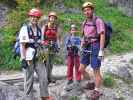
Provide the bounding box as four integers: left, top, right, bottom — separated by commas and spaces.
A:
83, 49, 92, 53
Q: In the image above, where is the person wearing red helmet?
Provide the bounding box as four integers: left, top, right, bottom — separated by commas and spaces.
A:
19, 8, 52, 100
41, 11, 60, 84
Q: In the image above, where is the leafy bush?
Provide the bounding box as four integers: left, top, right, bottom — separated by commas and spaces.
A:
0, 1, 34, 69
1, 0, 133, 69
130, 58, 133, 65
103, 74, 116, 87
69, 96, 79, 100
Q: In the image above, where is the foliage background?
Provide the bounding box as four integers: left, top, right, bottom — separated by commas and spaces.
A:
0, 0, 133, 69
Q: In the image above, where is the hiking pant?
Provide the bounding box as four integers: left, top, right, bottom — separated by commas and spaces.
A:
80, 42, 101, 69
24, 63, 49, 98
46, 53, 55, 81
67, 55, 81, 81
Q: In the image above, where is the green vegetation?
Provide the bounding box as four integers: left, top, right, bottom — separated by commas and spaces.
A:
118, 97, 125, 100
103, 74, 116, 87
0, 0, 133, 69
64, 0, 83, 8
129, 58, 133, 65
69, 96, 79, 100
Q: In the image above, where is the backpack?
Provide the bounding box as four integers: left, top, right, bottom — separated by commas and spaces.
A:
13, 24, 41, 59
83, 17, 112, 48
104, 22, 112, 48
13, 31, 20, 59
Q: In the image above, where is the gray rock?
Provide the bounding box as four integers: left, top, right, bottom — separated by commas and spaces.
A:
107, 64, 131, 80
64, 8, 81, 14
102, 53, 133, 81
54, 1, 81, 14
0, 4, 8, 28
0, 82, 40, 100
1, 53, 133, 100
0, 82, 22, 100
108, 0, 133, 17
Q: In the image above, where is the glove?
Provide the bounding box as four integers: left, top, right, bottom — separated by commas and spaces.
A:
29, 39, 34, 43
67, 46, 71, 51
72, 46, 79, 55
21, 59, 28, 69
54, 47, 60, 53
67, 44, 72, 50
37, 40, 41, 43
57, 47, 60, 53
98, 49, 104, 60
34, 42, 40, 48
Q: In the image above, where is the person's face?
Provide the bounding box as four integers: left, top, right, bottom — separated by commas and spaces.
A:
83, 7, 93, 18
49, 16, 57, 22
70, 28, 77, 34
29, 16, 39, 25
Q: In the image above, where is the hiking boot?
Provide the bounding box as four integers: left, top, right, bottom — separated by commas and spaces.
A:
76, 80, 81, 83
64, 80, 73, 91
48, 78, 56, 84
41, 96, 53, 100
67, 80, 73, 85
75, 80, 81, 87
90, 90, 103, 100
64, 83, 74, 91
83, 81, 95, 90
75, 80, 82, 91
64, 80, 82, 91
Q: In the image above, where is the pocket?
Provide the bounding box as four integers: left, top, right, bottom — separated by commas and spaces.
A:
92, 42, 100, 56
26, 47, 35, 60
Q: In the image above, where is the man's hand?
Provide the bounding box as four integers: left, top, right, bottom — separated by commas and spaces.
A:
98, 49, 104, 60
67, 45, 72, 51
21, 59, 28, 69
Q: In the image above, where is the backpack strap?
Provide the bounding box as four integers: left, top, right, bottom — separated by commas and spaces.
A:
36, 25, 41, 39
27, 25, 41, 40
43, 23, 58, 40
27, 25, 30, 38
82, 19, 87, 36
92, 16, 99, 37
82, 16, 99, 38
43, 24, 48, 40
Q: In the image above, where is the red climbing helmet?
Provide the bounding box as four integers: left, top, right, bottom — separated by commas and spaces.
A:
28, 8, 42, 17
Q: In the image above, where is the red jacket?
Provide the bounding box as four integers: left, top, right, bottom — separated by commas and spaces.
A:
42, 25, 57, 45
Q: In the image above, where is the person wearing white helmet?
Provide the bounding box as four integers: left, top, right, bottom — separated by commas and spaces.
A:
19, 8, 52, 100
64, 24, 81, 91
79, 1, 105, 99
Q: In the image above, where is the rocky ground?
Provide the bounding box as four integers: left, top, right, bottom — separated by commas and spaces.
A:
0, 4, 8, 28
0, 52, 133, 100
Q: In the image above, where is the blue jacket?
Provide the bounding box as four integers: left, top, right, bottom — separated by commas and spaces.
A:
64, 34, 81, 51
